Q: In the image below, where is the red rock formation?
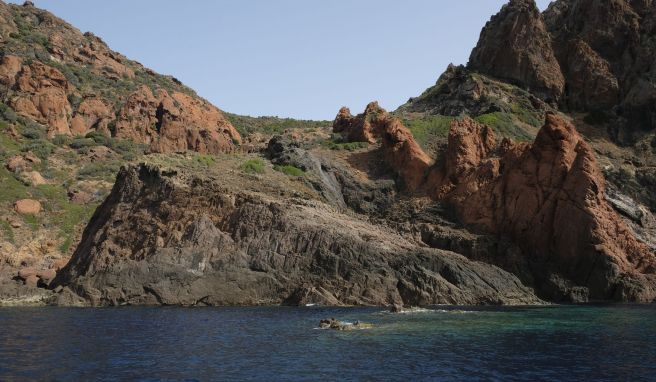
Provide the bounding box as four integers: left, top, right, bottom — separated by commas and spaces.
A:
0, 2, 242, 153
468, 0, 565, 102
427, 113, 656, 299
70, 97, 114, 136
1, 56, 73, 136
333, 102, 431, 191
115, 86, 241, 154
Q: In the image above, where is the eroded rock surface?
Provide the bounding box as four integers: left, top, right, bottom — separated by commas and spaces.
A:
468, 0, 565, 102
333, 102, 431, 191
52, 164, 542, 307
426, 114, 656, 301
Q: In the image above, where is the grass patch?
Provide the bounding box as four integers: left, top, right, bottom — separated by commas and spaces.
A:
273, 165, 305, 177
475, 112, 533, 141
242, 158, 265, 174
0, 220, 15, 244
194, 154, 216, 167
32, 184, 98, 253
78, 162, 121, 180
23, 214, 40, 231
403, 115, 454, 149
0, 167, 29, 204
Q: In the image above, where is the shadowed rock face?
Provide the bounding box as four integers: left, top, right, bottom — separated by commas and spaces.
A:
426, 114, 656, 301
469, 0, 656, 132
468, 0, 565, 103
544, 0, 656, 130
52, 164, 541, 307
333, 102, 432, 192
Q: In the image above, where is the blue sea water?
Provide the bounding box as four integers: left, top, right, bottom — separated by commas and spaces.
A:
0, 305, 654, 381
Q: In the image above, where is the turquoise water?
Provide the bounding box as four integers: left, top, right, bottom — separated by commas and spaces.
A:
0, 305, 654, 381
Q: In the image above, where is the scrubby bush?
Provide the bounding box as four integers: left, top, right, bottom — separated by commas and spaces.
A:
77, 162, 121, 179
21, 139, 54, 160
273, 165, 305, 177
194, 154, 215, 167
69, 137, 98, 150
52, 134, 71, 146
242, 158, 265, 174
324, 140, 369, 151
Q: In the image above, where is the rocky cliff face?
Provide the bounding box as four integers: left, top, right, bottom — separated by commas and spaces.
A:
0, 1, 240, 153
425, 114, 656, 301
468, 0, 565, 103
333, 102, 432, 191
469, 0, 656, 135
52, 162, 541, 307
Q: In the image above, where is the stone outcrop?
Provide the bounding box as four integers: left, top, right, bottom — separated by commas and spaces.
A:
468, 0, 565, 102
14, 199, 41, 215
333, 102, 431, 191
426, 113, 656, 301
52, 164, 542, 307
1, 56, 73, 136
0, 1, 242, 153
114, 86, 241, 154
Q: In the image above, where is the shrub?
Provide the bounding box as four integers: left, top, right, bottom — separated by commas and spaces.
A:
242, 158, 265, 174
273, 165, 305, 177
52, 134, 71, 146
194, 154, 215, 167
85, 131, 110, 145
324, 140, 369, 151
78, 162, 121, 180
69, 137, 98, 149
21, 139, 54, 160
21, 125, 46, 140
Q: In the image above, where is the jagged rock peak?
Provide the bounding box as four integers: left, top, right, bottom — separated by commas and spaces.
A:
332, 102, 431, 191
468, 0, 565, 103
426, 112, 656, 300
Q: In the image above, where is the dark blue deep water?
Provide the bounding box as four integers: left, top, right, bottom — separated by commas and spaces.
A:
0, 305, 654, 381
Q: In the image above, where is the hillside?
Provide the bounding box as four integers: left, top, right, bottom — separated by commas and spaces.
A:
1, 0, 655, 306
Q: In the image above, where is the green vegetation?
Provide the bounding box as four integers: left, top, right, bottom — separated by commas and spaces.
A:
475, 112, 533, 141
0, 167, 29, 204
23, 214, 39, 231
226, 113, 330, 137
273, 165, 305, 177
323, 140, 369, 151
0, 220, 15, 244
194, 154, 216, 167
32, 184, 98, 252
403, 115, 454, 149
77, 162, 121, 180
242, 158, 266, 174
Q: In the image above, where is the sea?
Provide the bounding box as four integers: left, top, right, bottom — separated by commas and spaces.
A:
0, 304, 654, 381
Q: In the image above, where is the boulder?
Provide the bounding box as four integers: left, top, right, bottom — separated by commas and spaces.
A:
14, 199, 41, 215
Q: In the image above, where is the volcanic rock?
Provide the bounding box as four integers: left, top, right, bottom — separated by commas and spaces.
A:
51, 163, 542, 307
333, 102, 431, 191
468, 0, 565, 102
114, 86, 241, 154
427, 113, 656, 300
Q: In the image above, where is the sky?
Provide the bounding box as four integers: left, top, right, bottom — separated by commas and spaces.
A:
14, 1, 552, 120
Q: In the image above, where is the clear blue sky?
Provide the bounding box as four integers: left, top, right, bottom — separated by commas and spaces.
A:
16, 1, 552, 120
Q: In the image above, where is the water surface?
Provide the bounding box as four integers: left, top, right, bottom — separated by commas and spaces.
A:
0, 305, 654, 381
